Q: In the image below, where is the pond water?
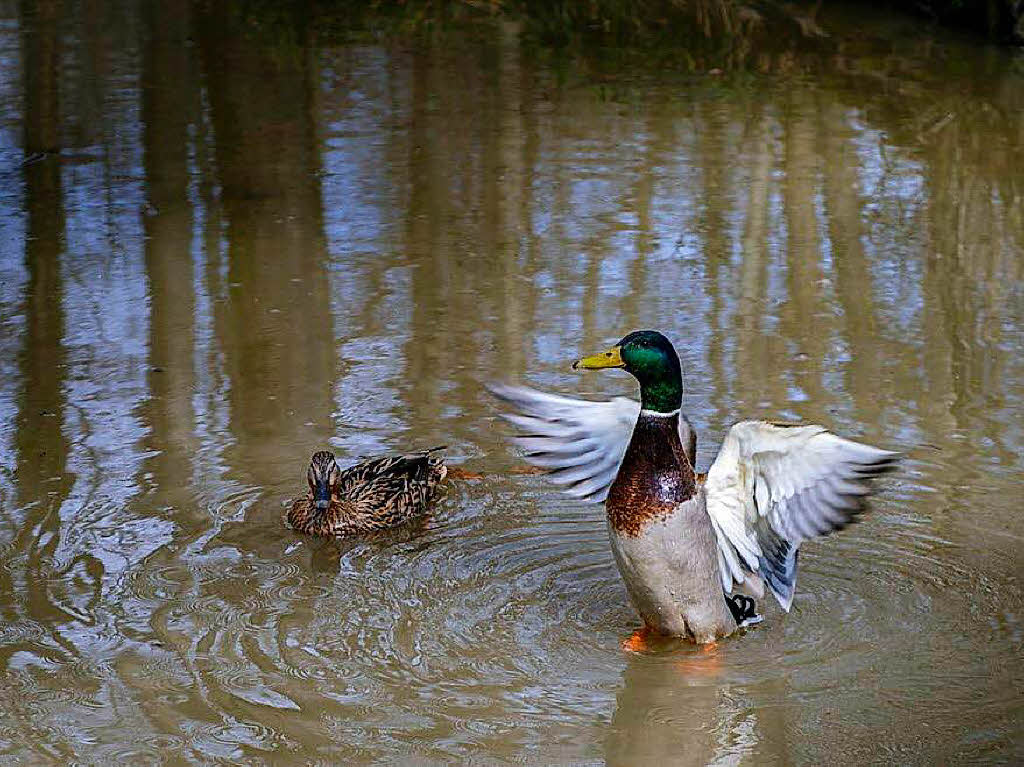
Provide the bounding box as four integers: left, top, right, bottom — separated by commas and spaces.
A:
0, 1, 1022, 763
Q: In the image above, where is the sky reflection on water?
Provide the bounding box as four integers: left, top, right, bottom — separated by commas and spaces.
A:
0, 0, 1021, 763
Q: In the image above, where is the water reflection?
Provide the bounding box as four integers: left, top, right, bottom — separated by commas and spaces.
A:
197, 0, 335, 473
606, 651, 769, 767
141, 0, 198, 514
0, 0, 1021, 762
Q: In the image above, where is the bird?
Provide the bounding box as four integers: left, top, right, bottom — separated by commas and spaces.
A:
490, 329, 899, 645
287, 448, 447, 537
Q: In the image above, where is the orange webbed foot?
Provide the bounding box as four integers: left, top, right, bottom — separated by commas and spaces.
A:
621, 626, 654, 653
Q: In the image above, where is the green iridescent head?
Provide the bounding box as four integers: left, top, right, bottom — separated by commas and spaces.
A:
573, 330, 682, 414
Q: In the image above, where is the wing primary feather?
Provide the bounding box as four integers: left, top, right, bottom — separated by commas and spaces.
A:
489, 382, 638, 504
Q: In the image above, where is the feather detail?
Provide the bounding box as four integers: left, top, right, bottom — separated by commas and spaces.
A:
288, 448, 447, 537
488, 383, 697, 501
705, 421, 899, 610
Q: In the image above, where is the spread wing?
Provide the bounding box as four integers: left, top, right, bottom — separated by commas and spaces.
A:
704, 421, 899, 611
488, 383, 697, 503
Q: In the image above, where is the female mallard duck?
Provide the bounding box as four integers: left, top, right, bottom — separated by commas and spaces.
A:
491, 330, 898, 645
288, 448, 447, 537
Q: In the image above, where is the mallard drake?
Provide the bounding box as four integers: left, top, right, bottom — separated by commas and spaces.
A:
491, 330, 899, 645
288, 448, 447, 537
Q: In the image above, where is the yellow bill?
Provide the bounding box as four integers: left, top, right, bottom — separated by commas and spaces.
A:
572, 345, 624, 370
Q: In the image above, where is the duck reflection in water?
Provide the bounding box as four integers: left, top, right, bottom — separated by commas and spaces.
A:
605, 646, 772, 767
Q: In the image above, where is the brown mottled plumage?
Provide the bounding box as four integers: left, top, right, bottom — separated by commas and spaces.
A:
288, 448, 447, 537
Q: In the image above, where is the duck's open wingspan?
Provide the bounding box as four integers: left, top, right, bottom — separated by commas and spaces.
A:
704, 421, 900, 611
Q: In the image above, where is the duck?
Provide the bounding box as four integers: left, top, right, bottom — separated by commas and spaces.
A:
490, 330, 899, 645
288, 448, 447, 537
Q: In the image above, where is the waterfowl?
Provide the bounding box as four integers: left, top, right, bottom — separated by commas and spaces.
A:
491, 330, 899, 645
288, 448, 447, 537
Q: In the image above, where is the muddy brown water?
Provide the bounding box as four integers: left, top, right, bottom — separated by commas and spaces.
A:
0, 1, 1022, 764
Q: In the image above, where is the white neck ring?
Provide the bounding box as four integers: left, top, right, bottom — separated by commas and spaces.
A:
640, 408, 680, 418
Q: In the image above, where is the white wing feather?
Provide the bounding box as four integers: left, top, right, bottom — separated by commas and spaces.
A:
489, 383, 699, 502
705, 421, 899, 611
488, 383, 638, 502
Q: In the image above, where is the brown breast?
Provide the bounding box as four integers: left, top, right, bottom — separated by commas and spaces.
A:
606, 413, 696, 537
